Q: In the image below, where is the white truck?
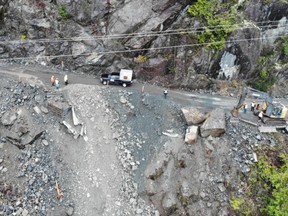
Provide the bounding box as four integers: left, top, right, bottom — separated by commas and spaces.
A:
100, 69, 133, 87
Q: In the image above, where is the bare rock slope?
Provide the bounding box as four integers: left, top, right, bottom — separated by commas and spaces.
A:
0, 66, 283, 216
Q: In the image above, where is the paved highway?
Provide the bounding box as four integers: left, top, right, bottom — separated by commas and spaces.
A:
0, 63, 256, 113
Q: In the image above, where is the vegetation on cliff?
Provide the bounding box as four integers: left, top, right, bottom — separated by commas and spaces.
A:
230, 134, 288, 215
187, 0, 238, 51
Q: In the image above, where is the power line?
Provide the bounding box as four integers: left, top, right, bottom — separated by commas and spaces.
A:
0, 34, 286, 62
0, 21, 287, 44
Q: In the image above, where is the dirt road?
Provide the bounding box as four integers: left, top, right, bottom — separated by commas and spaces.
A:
0, 63, 239, 112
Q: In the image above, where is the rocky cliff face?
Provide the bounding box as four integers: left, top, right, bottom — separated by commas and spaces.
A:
0, 0, 287, 95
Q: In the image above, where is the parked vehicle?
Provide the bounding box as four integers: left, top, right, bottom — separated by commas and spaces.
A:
100, 69, 133, 87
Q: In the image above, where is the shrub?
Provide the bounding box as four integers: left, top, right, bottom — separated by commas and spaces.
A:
282, 37, 288, 55
231, 134, 288, 215
255, 154, 288, 215
230, 197, 245, 210
134, 55, 147, 63
21, 32, 28, 40
253, 79, 274, 92
187, 0, 238, 51
260, 68, 268, 79
251, 67, 274, 92
58, 5, 69, 19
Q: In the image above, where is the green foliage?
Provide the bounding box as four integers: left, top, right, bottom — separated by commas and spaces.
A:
229, 196, 254, 215
21, 32, 28, 40
187, 0, 212, 18
230, 197, 245, 210
230, 134, 288, 216
58, 5, 69, 19
167, 66, 176, 74
253, 78, 274, 92
282, 37, 288, 55
257, 53, 274, 64
256, 154, 288, 215
187, 0, 238, 51
56, 32, 62, 39
260, 68, 268, 79
252, 67, 274, 92
245, 152, 288, 216
263, 0, 273, 4
134, 55, 147, 63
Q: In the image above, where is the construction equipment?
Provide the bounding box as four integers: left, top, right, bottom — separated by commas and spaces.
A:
231, 87, 287, 125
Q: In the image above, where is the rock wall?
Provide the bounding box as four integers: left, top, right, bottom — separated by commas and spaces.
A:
0, 0, 287, 95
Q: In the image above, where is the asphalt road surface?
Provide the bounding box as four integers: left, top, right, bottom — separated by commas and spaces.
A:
6, 62, 288, 115
0, 63, 241, 112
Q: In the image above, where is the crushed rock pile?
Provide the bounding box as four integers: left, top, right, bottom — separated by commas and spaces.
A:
0, 69, 283, 216
0, 77, 74, 216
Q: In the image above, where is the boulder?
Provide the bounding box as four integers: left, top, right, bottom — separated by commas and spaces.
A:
1, 111, 17, 126
40, 106, 49, 114
146, 179, 157, 196
180, 179, 199, 202
200, 108, 225, 138
33, 106, 42, 114
162, 192, 178, 214
184, 126, 198, 145
181, 107, 207, 125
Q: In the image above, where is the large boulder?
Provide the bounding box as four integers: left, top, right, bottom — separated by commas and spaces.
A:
1, 111, 17, 126
181, 107, 207, 125
184, 126, 198, 145
200, 108, 225, 138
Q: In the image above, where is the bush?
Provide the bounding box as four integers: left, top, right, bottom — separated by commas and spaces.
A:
187, 0, 238, 51
58, 5, 69, 19
134, 55, 147, 63
230, 197, 245, 210
255, 154, 288, 215
251, 68, 274, 92
252, 79, 274, 92
240, 150, 288, 216
21, 32, 28, 40
282, 37, 288, 55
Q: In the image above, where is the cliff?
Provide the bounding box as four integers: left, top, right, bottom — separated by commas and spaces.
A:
0, 0, 287, 96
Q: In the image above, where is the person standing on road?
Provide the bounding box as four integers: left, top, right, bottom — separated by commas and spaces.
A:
251, 101, 255, 112
258, 110, 265, 123
163, 89, 168, 99
51, 75, 56, 86
244, 104, 248, 113
64, 74, 68, 85
55, 78, 60, 89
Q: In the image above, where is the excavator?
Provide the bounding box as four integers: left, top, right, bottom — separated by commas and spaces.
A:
231, 87, 288, 125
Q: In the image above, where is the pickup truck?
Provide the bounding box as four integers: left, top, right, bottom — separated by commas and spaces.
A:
100, 69, 133, 87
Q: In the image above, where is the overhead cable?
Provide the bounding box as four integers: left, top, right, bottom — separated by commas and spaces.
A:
0, 34, 286, 61
0, 21, 287, 44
